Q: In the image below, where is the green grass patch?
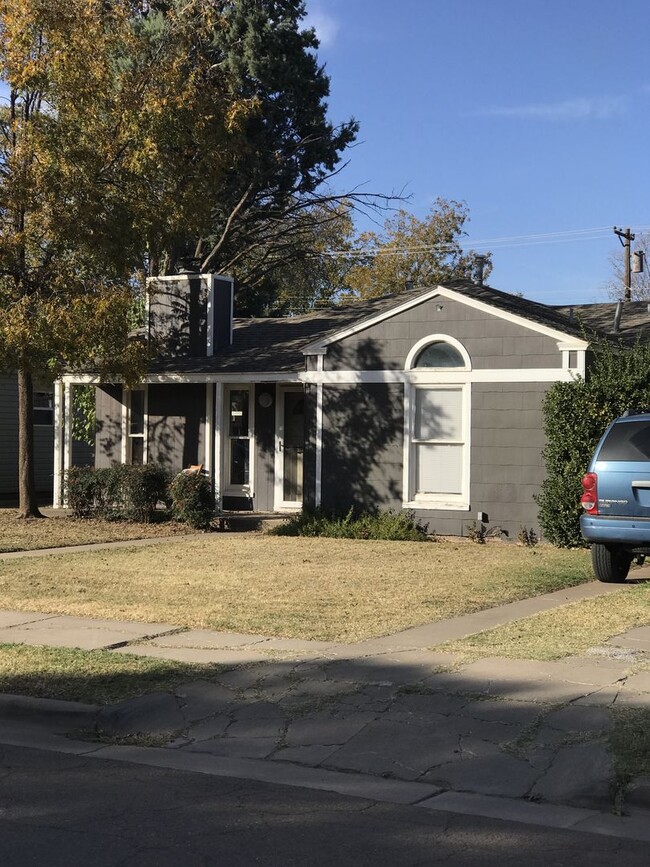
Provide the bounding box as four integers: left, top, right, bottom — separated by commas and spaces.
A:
0, 643, 224, 705
437, 584, 650, 661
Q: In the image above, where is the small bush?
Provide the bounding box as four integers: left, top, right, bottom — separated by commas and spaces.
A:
466, 522, 507, 544
168, 472, 215, 530
64, 464, 171, 522
269, 508, 431, 542
518, 526, 538, 547
65, 466, 99, 518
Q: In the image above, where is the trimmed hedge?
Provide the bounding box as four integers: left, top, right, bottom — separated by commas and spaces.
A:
269, 508, 431, 542
65, 464, 172, 523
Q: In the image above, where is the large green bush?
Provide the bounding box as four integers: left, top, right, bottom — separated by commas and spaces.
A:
168, 472, 215, 530
64, 464, 171, 522
538, 338, 650, 547
269, 508, 431, 542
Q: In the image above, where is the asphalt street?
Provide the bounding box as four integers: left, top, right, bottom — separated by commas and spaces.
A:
0, 744, 648, 867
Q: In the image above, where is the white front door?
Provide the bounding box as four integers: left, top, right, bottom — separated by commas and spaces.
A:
274, 387, 304, 510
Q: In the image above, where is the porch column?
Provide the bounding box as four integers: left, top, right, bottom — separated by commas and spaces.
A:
314, 355, 324, 508
62, 382, 73, 506
315, 382, 323, 508
53, 380, 64, 508
205, 382, 214, 484
214, 381, 223, 510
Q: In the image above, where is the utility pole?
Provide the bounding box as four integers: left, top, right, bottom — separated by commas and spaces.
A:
613, 226, 635, 301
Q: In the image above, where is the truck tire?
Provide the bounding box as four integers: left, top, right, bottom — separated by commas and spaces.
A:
591, 543, 632, 583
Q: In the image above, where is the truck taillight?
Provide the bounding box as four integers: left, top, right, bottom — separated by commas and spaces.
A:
580, 473, 598, 515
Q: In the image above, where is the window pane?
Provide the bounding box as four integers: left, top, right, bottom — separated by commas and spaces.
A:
130, 437, 144, 466
229, 390, 249, 437
416, 444, 463, 494
415, 342, 464, 368
415, 389, 462, 441
130, 390, 145, 435
230, 439, 249, 486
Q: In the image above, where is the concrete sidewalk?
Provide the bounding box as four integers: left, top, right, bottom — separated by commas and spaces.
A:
0, 582, 649, 842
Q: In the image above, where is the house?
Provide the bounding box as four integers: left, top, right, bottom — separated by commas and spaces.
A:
0, 374, 55, 499
52, 274, 647, 537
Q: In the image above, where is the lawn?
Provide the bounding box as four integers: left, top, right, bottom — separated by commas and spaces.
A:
438, 582, 650, 660
0, 536, 593, 642
0, 643, 223, 705
0, 509, 195, 552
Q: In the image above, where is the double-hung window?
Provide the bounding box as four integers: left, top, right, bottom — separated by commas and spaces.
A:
404, 337, 470, 510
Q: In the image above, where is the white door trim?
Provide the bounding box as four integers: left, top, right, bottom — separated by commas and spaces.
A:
274, 386, 304, 512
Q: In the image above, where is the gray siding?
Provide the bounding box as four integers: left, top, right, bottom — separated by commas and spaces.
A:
0, 374, 53, 496
95, 385, 123, 468
147, 384, 206, 474
253, 384, 276, 512
325, 295, 562, 371
314, 380, 549, 539
320, 384, 403, 513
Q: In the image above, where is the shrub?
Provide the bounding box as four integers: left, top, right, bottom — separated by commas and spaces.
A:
65, 466, 99, 518
168, 472, 215, 529
64, 464, 171, 522
269, 508, 431, 542
537, 337, 650, 547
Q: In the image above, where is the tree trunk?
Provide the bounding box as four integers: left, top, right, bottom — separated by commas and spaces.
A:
17, 367, 43, 519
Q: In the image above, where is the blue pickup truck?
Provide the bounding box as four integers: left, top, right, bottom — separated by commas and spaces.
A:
580, 412, 650, 582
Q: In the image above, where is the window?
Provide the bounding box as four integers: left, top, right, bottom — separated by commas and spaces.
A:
413, 388, 464, 496
414, 342, 465, 368
33, 386, 54, 426
227, 387, 251, 488
404, 337, 470, 509
127, 388, 146, 465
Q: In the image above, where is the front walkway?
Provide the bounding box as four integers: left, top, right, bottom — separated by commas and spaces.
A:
0, 578, 649, 840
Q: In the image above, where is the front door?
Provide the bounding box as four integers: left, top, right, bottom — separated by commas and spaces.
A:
275, 387, 304, 510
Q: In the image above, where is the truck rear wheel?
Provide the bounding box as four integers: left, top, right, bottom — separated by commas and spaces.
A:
591, 544, 632, 583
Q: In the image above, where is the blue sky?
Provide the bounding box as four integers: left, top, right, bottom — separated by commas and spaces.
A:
304, 0, 650, 304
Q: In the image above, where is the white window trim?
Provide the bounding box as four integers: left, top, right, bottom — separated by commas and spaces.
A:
33, 384, 55, 427
405, 333, 472, 371
123, 386, 148, 465
403, 335, 471, 511
403, 382, 471, 510
223, 384, 255, 498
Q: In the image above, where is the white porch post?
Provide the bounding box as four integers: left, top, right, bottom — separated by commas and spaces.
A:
53, 380, 64, 508
205, 382, 214, 483
214, 381, 223, 510
314, 355, 324, 508
62, 382, 73, 506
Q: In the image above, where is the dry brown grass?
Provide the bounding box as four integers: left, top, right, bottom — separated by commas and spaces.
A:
0, 509, 194, 552
439, 583, 650, 660
0, 536, 592, 642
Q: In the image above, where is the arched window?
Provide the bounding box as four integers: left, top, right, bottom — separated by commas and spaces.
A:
404, 336, 470, 510
413, 341, 465, 369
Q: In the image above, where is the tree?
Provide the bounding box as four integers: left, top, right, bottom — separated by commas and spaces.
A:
343, 199, 491, 300
0, 1, 252, 516
0, 0, 369, 515
149, 0, 383, 315
605, 233, 650, 300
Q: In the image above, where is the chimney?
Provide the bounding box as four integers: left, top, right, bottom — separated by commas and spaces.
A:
613, 299, 623, 333
208, 275, 235, 354
148, 273, 234, 358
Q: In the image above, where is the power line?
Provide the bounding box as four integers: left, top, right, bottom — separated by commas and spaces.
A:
313, 225, 650, 258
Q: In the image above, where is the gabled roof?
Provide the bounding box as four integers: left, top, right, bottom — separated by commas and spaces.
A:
148, 281, 650, 375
